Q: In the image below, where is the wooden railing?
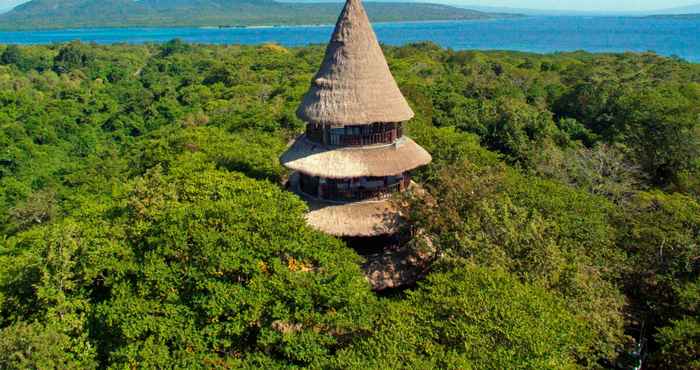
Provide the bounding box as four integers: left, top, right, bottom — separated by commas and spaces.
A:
305, 123, 403, 147
320, 178, 410, 202
335, 131, 397, 146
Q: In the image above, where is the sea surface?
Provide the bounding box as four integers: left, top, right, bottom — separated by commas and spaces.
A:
0, 16, 698, 62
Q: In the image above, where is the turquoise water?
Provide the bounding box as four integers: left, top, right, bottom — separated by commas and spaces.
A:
0, 16, 699, 62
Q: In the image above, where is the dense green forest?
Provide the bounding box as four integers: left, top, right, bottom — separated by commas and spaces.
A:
0, 0, 505, 30
0, 41, 698, 368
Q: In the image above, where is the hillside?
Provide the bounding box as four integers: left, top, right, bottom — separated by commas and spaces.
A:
0, 0, 509, 30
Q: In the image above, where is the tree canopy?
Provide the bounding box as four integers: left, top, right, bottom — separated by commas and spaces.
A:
0, 41, 698, 368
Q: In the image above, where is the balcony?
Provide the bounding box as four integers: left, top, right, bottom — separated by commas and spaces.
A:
298, 174, 411, 203
321, 181, 405, 202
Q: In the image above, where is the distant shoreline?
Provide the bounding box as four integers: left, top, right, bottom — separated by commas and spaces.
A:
0, 17, 523, 33
195, 18, 518, 31
0, 17, 697, 64
643, 13, 700, 20
2, 13, 698, 33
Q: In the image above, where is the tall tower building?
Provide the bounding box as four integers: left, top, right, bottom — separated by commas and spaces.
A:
281, 0, 432, 283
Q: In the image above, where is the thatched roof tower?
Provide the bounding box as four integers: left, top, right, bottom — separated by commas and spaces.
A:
297, 0, 414, 126
281, 0, 431, 238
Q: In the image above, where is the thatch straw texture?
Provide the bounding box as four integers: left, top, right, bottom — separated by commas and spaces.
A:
281, 136, 432, 178
297, 0, 414, 126
288, 172, 402, 236
306, 198, 401, 237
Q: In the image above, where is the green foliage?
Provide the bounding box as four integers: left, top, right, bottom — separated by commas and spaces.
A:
0, 321, 97, 369
533, 144, 644, 204
0, 42, 698, 368
100, 165, 375, 367
652, 277, 700, 369
614, 85, 700, 187
404, 161, 626, 363
2, 163, 377, 368
622, 192, 700, 287
333, 265, 590, 369
654, 317, 700, 369
618, 192, 700, 364
0, 45, 23, 67
482, 97, 559, 166
129, 127, 287, 182
53, 41, 96, 74
408, 124, 501, 181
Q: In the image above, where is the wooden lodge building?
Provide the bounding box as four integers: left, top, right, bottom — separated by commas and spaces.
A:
280, 0, 432, 287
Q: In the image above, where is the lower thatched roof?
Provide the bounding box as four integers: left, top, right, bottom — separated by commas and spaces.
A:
288, 172, 403, 237
306, 196, 401, 237
280, 135, 432, 179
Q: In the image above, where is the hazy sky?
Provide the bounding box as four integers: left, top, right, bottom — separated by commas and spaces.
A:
0, 0, 697, 12
0, 0, 25, 11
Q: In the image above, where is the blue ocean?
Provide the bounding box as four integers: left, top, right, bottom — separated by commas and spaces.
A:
0, 16, 698, 62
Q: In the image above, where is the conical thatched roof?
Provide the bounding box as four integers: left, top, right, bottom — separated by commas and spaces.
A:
297, 0, 414, 126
